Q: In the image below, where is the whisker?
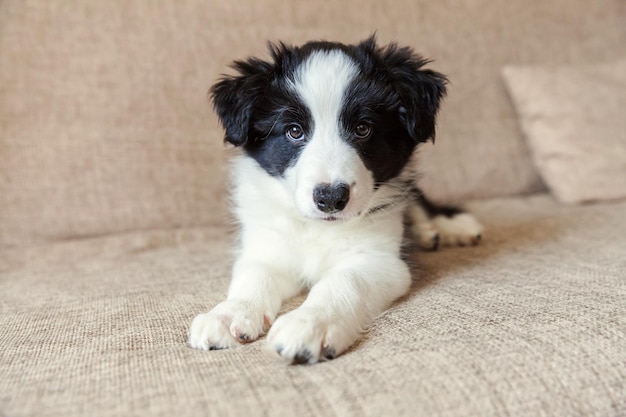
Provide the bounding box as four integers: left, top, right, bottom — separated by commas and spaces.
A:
259, 108, 288, 141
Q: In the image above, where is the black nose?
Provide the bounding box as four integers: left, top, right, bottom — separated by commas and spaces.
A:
313, 183, 350, 213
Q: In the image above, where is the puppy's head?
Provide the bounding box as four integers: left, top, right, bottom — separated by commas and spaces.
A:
211, 36, 447, 221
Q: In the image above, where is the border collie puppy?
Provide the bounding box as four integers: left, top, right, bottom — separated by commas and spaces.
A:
189, 37, 483, 364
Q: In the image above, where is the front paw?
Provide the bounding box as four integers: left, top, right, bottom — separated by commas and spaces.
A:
188, 300, 270, 351
266, 307, 359, 365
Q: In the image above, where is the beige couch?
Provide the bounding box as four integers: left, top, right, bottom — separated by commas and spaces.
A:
2, 1, 625, 416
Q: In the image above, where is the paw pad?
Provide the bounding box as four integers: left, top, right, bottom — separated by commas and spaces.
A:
292, 349, 313, 365
322, 346, 336, 360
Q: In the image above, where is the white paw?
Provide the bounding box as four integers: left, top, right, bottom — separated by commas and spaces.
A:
188, 299, 269, 351
432, 213, 484, 247
266, 307, 359, 364
411, 220, 440, 250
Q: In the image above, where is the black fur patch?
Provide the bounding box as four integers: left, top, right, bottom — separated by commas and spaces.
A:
411, 187, 463, 218
210, 36, 447, 181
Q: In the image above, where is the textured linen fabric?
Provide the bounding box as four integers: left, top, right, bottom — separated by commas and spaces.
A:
3, 0, 626, 247
2, 195, 625, 417
503, 60, 626, 204
0, 1, 231, 248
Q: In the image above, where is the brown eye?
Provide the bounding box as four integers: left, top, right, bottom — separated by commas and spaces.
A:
286, 124, 305, 141
355, 123, 372, 139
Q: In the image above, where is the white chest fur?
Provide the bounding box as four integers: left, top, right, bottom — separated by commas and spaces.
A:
231, 156, 407, 287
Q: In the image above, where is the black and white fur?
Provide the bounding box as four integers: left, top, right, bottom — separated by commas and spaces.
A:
189, 37, 483, 364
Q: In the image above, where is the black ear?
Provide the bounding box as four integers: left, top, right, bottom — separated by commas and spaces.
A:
210, 57, 272, 146
368, 39, 448, 143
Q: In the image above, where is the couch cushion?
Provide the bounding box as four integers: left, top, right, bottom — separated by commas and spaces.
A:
2, 1, 626, 247
1, 195, 625, 416
503, 59, 626, 204
0, 1, 231, 248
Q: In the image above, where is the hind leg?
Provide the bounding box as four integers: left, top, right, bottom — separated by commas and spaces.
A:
408, 189, 484, 250
430, 212, 483, 247
407, 203, 441, 250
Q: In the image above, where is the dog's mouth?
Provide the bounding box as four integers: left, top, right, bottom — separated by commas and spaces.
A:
317, 211, 363, 222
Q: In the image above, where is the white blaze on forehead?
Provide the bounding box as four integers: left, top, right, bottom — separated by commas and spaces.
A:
290, 50, 363, 185
284, 49, 374, 220
292, 50, 358, 136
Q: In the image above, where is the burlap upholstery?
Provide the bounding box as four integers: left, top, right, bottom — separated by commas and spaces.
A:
2, 196, 625, 416
2, 1, 626, 416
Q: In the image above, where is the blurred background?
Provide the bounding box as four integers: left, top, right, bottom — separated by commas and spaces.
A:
1, 0, 625, 246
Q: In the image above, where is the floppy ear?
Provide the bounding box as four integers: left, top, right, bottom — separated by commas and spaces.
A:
370, 39, 448, 143
210, 57, 272, 146
397, 66, 447, 143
